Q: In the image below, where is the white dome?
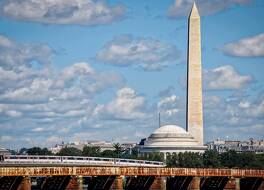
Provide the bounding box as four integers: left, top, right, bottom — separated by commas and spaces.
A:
140, 124, 207, 153
153, 125, 188, 134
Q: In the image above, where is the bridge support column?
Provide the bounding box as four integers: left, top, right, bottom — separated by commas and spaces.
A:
66, 176, 80, 190
189, 177, 200, 190
235, 178, 240, 190
150, 177, 166, 190
78, 176, 83, 190
224, 178, 236, 190
17, 176, 31, 190
259, 179, 264, 190
111, 176, 123, 190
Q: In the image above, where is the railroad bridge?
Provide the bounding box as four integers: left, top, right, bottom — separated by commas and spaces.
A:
0, 166, 263, 190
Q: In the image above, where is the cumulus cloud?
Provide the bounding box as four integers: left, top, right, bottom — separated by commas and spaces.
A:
167, 0, 250, 19
245, 97, 264, 118
222, 33, 264, 57
156, 93, 186, 127
0, 35, 53, 69
0, 35, 130, 148
1, 0, 126, 25
0, 61, 124, 104
204, 65, 252, 90
158, 95, 179, 116
204, 93, 264, 139
0, 35, 53, 95
96, 35, 181, 71
93, 87, 147, 120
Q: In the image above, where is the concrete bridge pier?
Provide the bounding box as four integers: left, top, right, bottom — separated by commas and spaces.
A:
17, 176, 31, 190
189, 177, 200, 190
235, 178, 240, 190
150, 176, 166, 190
111, 175, 123, 190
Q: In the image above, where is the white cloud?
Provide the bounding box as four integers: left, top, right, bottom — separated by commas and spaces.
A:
1, 0, 126, 25
238, 101, 250, 108
93, 87, 147, 120
158, 95, 180, 116
202, 93, 264, 140
245, 97, 264, 118
1, 78, 53, 104
167, 0, 250, 19
5, 110, 23, 118
96, 35, 181, 71
222, 33, 264, 57
156, 94, 186, 127
46, 136, 61, 144
0, 35, 128, 148
0, 135, 12, 142
0, 61, 123, 104
31, 127, 46, 132
204, 65, 252, 90
0, 35, 53, 70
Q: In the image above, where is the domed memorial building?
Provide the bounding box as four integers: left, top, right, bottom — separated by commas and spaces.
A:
140, 125, 206, 155
140, 2, 207, 155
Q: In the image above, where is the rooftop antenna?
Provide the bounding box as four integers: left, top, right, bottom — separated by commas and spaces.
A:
159, 112, 161, 128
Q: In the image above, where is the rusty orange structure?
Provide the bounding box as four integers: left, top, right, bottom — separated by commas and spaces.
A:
0, 166, 264, 177
0, 166, 263, 190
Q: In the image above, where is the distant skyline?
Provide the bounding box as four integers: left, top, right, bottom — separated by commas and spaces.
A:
0, 0, 263, 148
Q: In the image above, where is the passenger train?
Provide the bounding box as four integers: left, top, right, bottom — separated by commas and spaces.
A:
0, 155, 165, 167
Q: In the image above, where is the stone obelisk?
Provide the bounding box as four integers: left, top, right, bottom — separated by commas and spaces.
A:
186, 2, 203, 146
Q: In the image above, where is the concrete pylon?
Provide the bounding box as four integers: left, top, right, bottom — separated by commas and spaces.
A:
188, 177, 200, 190
17, 177, 31, 190
186, 1, 204, 146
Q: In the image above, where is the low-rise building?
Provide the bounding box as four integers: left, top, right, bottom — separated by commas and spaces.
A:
206, 138, 264, 153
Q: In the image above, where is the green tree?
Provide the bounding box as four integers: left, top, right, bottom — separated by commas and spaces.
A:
113, 143, 123, 158
166, 153, 179, 167
19, 147, 28, 155
220, 150, 239, 168
168, 152, 203, 168
250, 153, 264, 169
58, 147, 82, 156
203, 150, 221, 168
82, 146, 101, 157
27, 147, 52, 155
41, 148, 53, 155
101, 150, 116, 158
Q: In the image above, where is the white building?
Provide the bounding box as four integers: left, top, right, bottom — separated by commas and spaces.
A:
139, 125, 206, 156
140, 3, 207, 156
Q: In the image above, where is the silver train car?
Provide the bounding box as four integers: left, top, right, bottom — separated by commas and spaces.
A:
1, 155, 165, 167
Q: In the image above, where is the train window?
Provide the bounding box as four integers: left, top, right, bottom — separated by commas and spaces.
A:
77, 158, 83, 160
49, 157, 56, 159
39, 157, 46, 159
146, 161, 151, 164
67, 157, 75, 160
94, 158, 100, 161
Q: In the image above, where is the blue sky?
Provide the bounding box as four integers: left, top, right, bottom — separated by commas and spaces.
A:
0, 0, 263, 149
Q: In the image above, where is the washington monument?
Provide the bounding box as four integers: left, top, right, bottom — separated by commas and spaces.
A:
186, 2, 203, 146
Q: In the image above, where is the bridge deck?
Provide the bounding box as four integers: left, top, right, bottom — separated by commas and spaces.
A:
0, 166, 263, 177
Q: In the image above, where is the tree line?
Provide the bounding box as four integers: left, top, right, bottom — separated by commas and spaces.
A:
15, 146, 264, 169
166, 150, 264, 169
